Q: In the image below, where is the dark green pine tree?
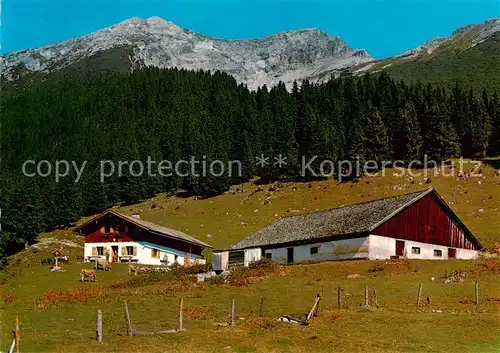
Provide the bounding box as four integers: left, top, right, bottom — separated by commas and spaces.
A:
401, 101, 423, 162
469, 95, 492, 158
423, 96, 460, 161
486, 91, 500, 156
361, 105, 391, 163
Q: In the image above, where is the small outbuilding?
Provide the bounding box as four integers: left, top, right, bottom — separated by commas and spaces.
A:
213, 188, 481, 271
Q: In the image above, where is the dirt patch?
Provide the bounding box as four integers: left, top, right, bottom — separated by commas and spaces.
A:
472, 258, 500, 276
440, 259, 500, 282
367, 260, 419, 276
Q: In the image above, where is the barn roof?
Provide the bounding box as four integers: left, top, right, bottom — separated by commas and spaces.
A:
74, 210, 212, 248
231, 188, 448, 250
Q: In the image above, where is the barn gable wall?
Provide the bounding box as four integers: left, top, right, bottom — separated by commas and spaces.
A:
373, 193, 477, 250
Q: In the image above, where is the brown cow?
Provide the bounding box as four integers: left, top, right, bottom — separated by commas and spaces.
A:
80, 269, 97, 282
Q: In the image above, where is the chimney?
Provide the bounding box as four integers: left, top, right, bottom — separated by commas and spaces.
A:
131, 214, 141, 219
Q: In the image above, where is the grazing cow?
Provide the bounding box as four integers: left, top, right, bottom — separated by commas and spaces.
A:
94, 258, 111, 271
128, 264, 138, 276
80, 269, 97, 282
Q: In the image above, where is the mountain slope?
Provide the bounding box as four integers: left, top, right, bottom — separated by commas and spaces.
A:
353, 18, 500, 91
1, 17, 371, 90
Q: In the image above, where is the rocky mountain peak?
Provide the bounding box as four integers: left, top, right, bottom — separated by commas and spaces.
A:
1, 16, 372, 90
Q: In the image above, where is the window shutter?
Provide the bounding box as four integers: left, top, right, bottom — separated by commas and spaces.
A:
121, 247, 126, 256
92, 247, 97, 256
151, 249, 155, 257
133, 246, 137, 256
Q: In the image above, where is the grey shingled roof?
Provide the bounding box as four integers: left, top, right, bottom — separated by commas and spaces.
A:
75, 210, 212, 248
115, 211, 212, 248
231, 189, 432, 250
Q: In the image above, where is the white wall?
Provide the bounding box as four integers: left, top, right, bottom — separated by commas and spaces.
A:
368, 235, 479, 260
244, 248, 262, 266
212, 251, 229, 271
84, 242, 205, 266
263, 237, 370, 265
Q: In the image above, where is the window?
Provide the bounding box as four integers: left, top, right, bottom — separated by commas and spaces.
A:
433, 249, 442, 257
151, 249, 161, 259
126, 246, 134, 256
97, 247, 104, 256
411, 247, 421, 254
310, 246, 319, 255
265, 253, 272, 259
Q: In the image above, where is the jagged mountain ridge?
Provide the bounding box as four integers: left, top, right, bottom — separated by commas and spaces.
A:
1, 16, 371, 90
2, 17, 499, 91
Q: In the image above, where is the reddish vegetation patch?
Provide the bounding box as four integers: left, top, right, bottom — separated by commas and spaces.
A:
2, 294, 16, 304
39, 286, 106, 303
186, 307, 208, 320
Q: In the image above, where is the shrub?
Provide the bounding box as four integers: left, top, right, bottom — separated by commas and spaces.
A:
228, 259, 279, 286
2, 294, 16, 304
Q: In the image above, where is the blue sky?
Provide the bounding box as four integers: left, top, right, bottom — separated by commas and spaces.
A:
2, 0, 499, 58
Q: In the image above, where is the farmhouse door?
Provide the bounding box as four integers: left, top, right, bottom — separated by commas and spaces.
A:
395, 240, 405, 257
287, 248, 294, 264
448, 248, 456, 259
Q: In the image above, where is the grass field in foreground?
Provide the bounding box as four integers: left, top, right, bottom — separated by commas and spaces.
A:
1, 259, 499, 353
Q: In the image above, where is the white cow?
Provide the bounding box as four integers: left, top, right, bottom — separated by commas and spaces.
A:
94, 258, 111, 271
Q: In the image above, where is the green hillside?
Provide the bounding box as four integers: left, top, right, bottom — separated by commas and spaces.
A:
380, 33, 500, 92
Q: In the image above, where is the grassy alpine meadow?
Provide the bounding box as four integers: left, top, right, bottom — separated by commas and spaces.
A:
1, 259, 499, 352
1, 161, 499, 352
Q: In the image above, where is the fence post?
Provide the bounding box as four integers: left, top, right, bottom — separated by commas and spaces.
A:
178, 297, 184, 331
259, 297, 264, 317
475, 281, 479, 305
337, 287, 342, 310
96, 310, 103, 344
123, 301, 133, 336
373, 287, 379, 308
365, 285, 369, 307
417, 283, 423, 306
306, 294, 321, 320
231, 299, 236, 326
8, 339, 15, 353
15, 316, 20, 353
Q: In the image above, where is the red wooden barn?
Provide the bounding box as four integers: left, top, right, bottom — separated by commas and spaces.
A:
214, 188, 481, 270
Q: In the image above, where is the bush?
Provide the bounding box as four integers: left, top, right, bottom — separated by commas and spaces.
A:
228, 259, 279, 286
2, 294, 16, 304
